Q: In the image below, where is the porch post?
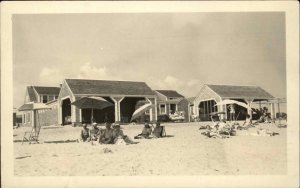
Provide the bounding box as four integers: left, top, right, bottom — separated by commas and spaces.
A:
146, 97, 157, 122
218, 99, 225, 120
110, 97, 124, 122
270, 102, 275, 119
146, 97, 153, 121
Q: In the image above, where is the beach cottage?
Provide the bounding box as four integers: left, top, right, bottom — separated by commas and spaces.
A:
19, 86, 60, 126
58, 79, 157, 125
154, 90, 190, 122
191, 84, 275, 121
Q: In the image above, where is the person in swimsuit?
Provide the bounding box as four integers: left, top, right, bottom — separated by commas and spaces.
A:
99, 122, 114, 144
79, 124, 90, 142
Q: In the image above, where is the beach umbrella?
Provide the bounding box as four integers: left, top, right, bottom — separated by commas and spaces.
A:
130, 103, 153, 121
215, 99, 252, 111
18, 102, 51, 111
71, 96, 113, 123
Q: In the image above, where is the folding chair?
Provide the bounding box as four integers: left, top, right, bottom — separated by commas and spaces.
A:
22, 124, 41, 144
22, 110, 42, 145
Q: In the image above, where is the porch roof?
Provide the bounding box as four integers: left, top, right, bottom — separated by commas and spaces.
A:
207, 84, 274, 100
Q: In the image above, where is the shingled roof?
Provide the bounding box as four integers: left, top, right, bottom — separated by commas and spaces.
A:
207, 84, 274, 99
155, 90, 184, 98
33, 86, 61, 95
65, 79, 155, 96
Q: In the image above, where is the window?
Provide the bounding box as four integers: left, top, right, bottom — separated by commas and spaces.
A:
160, 104, 166, 114
170, 104, 177, 114
54, 95, 58, 99
26, 112, 31, 123
42, 95, 48, 103
48, 95, 54, 101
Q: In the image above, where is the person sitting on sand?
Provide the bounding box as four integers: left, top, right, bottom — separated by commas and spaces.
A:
152, 122, 164, 138
99, 122, 114, 144
90, 122, 101, 141
112, 123, 134, 145
134, 122, 153, 139
79, 124, 90, 142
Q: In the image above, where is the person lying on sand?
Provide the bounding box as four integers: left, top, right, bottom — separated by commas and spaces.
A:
79, 124, 90, 142
201, 124, 223, 138
112, 123, 134, 145
99, 122, 114, 144
134, 123, 153, 139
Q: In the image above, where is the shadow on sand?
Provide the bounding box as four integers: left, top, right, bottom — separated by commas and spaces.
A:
43, 139, 78, 144
164, 135, 175, 138
42, 127, 64, 130
16, 155, 31, 159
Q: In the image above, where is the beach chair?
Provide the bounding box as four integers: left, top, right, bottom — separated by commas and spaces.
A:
22, 125, 41, 144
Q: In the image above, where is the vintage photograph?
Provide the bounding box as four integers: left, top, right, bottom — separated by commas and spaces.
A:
12, 12, 288, 176
1, 1, 299, 188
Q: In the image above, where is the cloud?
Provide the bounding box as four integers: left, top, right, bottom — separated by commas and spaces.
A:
39, 67, 63, 86
77, 62, 109, 80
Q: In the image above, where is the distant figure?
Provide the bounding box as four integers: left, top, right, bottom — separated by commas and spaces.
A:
99, 122, 114, 144
228, 104, 236, 121
90, 122, 101, 141
79, 124, 90, 142
152, 122, 164, 138
242, 114, 253, 127
134, 122, 153, 139
112, 123, 134, 144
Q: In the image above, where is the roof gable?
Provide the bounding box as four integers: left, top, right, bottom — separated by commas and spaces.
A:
27, 86, 37, 102
207, 84, 274, 99
155, 90, 184, 98
65, 79, 155, 96
33, 86, 61, 95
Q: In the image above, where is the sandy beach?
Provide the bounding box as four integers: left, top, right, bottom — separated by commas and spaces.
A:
14, 122, 287, 176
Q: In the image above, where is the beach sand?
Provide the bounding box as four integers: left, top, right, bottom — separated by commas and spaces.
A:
14, 122, 287, 176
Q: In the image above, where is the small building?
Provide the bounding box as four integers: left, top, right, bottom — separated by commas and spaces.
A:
20, 86, 60, 126
58, 79, 157, 125
192, 84, 275, 121
154, 90, 190, 122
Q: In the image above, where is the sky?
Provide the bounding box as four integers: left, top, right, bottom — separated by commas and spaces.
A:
13, 12, 286, 109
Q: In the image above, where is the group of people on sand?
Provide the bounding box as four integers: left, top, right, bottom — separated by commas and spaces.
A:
134, 121, 165, 139
79, 121, 166, 145
200, 112, 279, 138
79, 122, 134, 145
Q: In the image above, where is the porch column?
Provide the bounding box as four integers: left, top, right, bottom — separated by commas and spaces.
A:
111, 97, 124, 122
146, 97, 157, 122
270, 102, 275, 119
217, 99, 225, 120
